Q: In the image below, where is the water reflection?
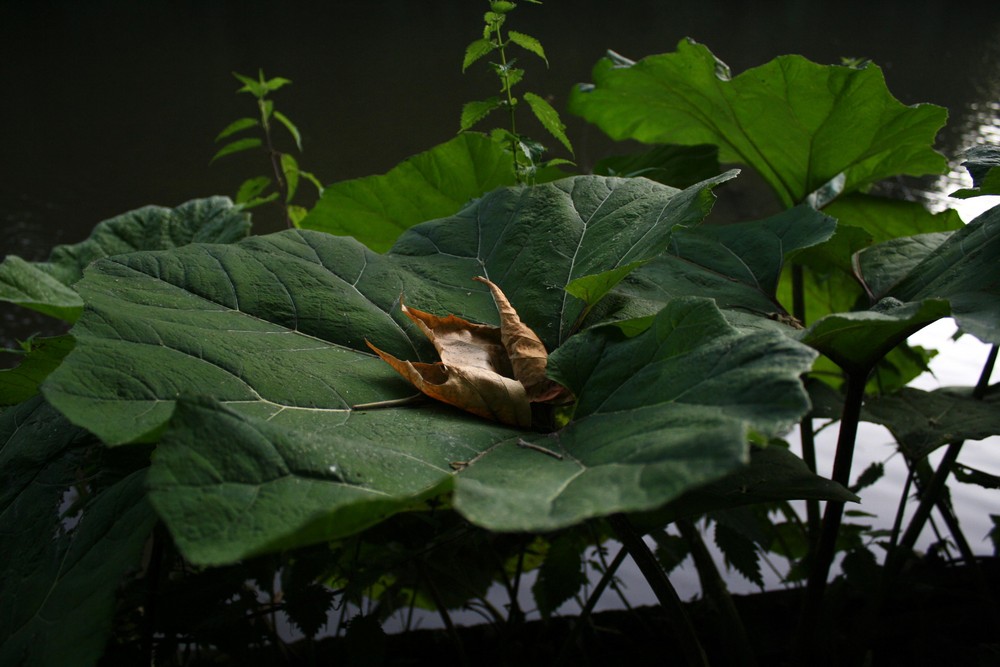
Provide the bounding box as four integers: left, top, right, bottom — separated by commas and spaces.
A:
928, 98, 1000, 221
926, 34, 1000, 220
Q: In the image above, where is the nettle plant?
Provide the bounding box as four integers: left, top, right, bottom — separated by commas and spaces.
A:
1, 36, 999, 666
212, 70, 323, 228
459, 0, 574, 182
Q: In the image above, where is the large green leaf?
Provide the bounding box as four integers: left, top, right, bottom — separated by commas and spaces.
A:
593, 144, 720, 189
298, 133, 520, 252
775, 195, 963, 328
569, 39, 947, 206
643, 445, 859, 526
454, 298, 818, 532
863, 386, 1000, 459
0, 335, 74, 406
952, 145, 1000, 198
44, 174, 737, 441
591, 204, 836, 327
0, 397, 156, 667
0, 197, 251, 322
799, 298, 951, 375
42, 174, 809, 561
148, 395, 518, 565
854, 203, 1000, 345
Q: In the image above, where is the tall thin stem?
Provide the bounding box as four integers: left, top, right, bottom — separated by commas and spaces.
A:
888, 344, 997, 575
677, 518, 758, 666
493, 26, 521, 184
418, 561, 469, 667
259, 98, 292, 228
555, 545, 629, 666
795, 370, 868, 657
792, 265, 821, 544
608, 514, 709, 667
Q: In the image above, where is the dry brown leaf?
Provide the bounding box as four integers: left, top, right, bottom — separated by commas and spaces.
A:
365, 343, 532, 427
474, 276, 571, 403
364, 278, 571, 427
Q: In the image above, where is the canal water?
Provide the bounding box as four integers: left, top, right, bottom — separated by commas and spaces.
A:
2, 0, 998, 636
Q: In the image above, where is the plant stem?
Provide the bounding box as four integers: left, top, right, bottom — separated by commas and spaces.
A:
141, 525, 166, 667
792, 264, 821, 545
791, 264, 806, 327
555, 545, 629, 666
259, 97, 292, 228
886, 465, 914, 554
608, 514, 709, 667
508, 542, 526, 625
795, 369, 868, 658
677, 518, 758, 666
418, 561, 469, 667
887, 343, 997, 576
800, 417, 821, 545
493, 26, 521, 184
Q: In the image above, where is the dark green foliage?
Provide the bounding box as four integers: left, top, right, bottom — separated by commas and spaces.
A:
1, 23, 999, 665
531, 533, 588, 618
713, 519, 765, 588
0, 197, 251, 321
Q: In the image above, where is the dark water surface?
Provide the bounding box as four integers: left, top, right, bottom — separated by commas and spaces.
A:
2, 0, 999, 348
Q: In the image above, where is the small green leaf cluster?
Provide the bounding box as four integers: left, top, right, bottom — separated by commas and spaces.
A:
213, 70, 323, 227
460, 1, 573, 183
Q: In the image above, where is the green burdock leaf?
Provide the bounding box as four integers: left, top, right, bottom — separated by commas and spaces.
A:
0, 397, 156, 667
855, 203, 1000, 345
596, 204, 836, 327
46, 174, 734, 445
0, 197, 252, 322
298, 133, 518, 252
952, 145, 1000, 198
551, 299, 816, 434
863, 386, 1000, 459
148, 395, 513, 565
454, 298, 817, 532
565, 261, 648, 318
569, 38, 948, 206
43, 174, 764, 560
799, 298, 951, 375
594, 144, 720, 189
0, 335, 74, 406
776, 195, 963, 327
799, 198, 1000, 373
825, 193, 964, 244
646, 445, 858, 525
0, 256, 82, 321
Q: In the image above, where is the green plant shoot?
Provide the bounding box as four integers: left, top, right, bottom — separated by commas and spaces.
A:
460, 1, 573, 183
212, 69, 323, 227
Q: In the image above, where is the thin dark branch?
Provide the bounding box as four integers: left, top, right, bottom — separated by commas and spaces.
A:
608, 514, 709, 667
